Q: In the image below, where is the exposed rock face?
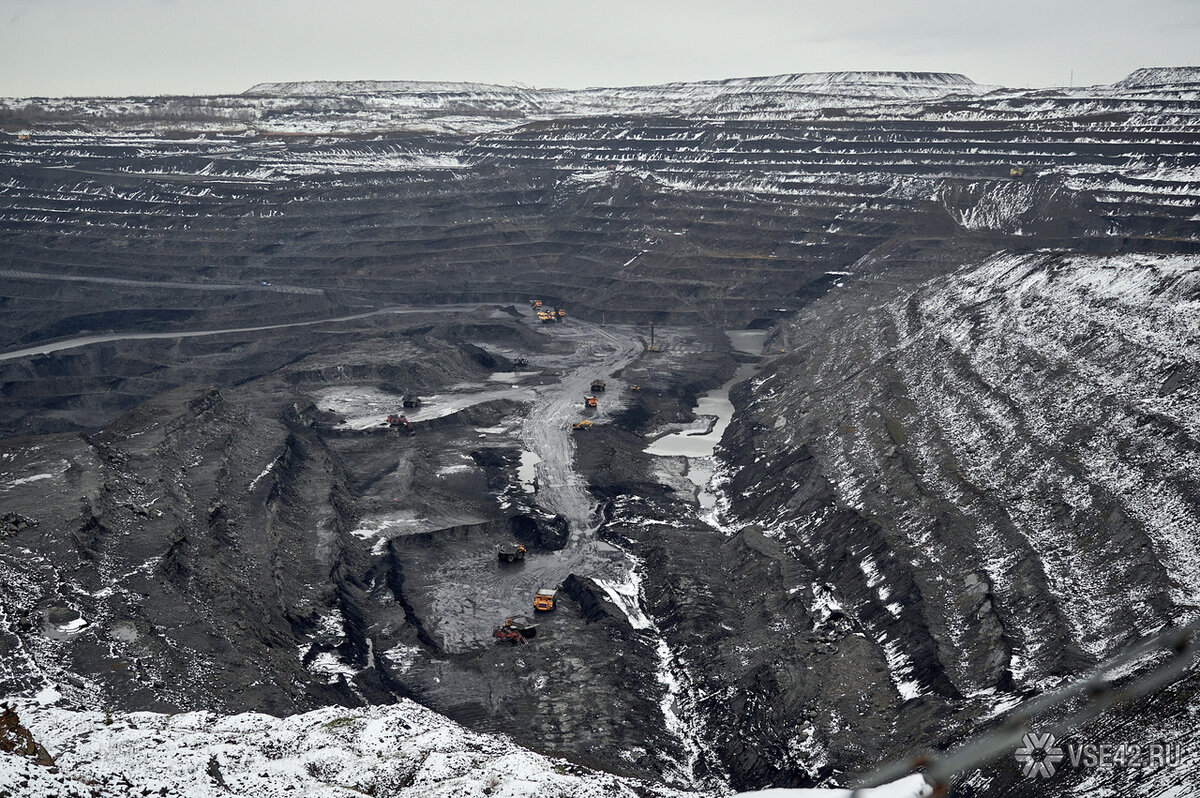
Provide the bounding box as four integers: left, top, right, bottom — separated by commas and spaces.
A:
0, 513, 37, 539
0, 704, 55, 768
561, 574, 633, 625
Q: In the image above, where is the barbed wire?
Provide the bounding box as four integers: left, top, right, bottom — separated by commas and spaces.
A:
849, 617, 1200, 796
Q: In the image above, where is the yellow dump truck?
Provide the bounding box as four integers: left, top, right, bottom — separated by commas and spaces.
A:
534, 589, 559, 612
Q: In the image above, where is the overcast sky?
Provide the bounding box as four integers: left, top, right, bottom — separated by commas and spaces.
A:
2, 0, 1198, 97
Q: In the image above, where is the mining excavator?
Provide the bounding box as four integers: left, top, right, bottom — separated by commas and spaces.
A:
514, 356, 528, 367
497, 543, 527, 562
590, 379, 606, 392
402, 394, 422, 408
584, 396, 598, 409
493, 615, 538, 644
386, 414, 415, 436
531, 299, 543, 308
571, 419, 593, 430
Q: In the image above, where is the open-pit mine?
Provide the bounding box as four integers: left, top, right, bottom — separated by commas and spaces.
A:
2, 68, 1200, 797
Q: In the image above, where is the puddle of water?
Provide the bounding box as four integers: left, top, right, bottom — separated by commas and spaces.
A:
727, 329, 769, 355
474, 425, 508, 435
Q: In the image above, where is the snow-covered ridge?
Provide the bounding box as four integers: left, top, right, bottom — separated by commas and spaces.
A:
245, 79, 537, 97
1114, 66, 1200, 88
657, 70, 976, 90
7, 66, 1197, 137
226, 72, 989, 133
249, 71, 977, 97
753, 70, 974, 86
243, 72, 983, 111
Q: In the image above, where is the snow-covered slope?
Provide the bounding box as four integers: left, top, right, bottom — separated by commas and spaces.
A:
1112, 66, 1200, 89
718, 248, 1200, 794
1, 697, 688, 798
0, 697, 930, 798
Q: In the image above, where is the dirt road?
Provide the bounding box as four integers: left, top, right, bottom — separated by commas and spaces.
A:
0, 268, 324, 296
520, 320, 640, 527
420, 319, 644, 652
0, 304, 483, 362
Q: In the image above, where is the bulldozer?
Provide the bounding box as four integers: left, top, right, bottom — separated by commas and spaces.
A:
533, 588, 559, 612
590, 379, 606, 392
386, 414, 415, 436
514, 356, 528, 367
630, 384, 642, 392
584, 396, 598, 409
571, 419, 593, 430
497, 543, 527, 562
1009, 165, 1027, 179
493, 615, 538, 645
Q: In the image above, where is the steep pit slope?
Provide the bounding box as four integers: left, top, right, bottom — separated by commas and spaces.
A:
0, 384, 381, 716
711, 249, 1200, 794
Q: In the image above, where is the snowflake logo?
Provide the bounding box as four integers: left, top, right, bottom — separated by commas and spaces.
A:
1015, 732, 1064, 778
